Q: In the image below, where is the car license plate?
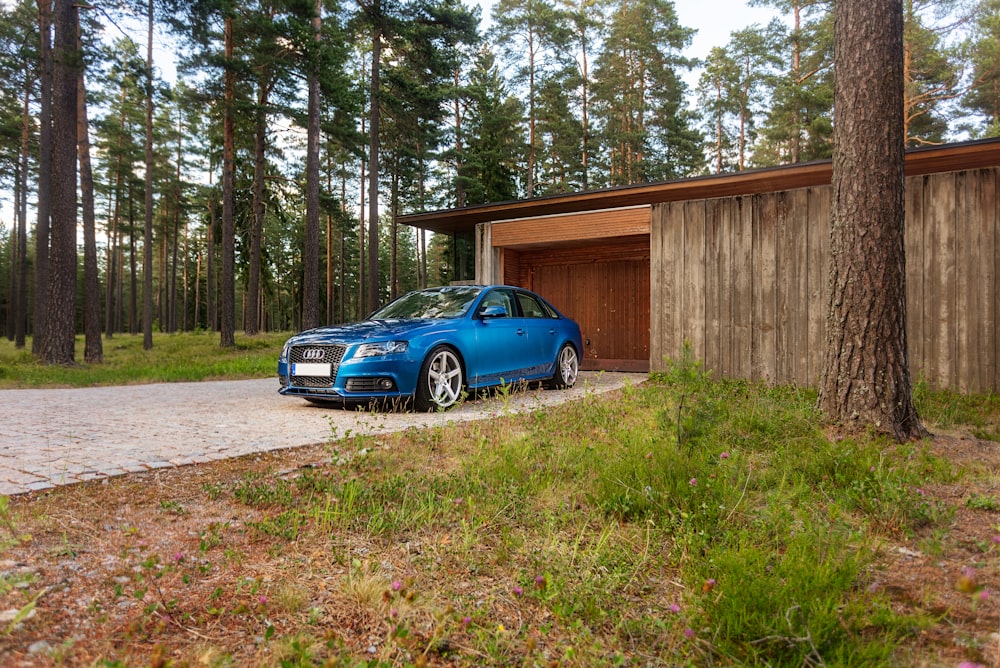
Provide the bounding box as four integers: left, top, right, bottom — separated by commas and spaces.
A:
291, 363, 331, 377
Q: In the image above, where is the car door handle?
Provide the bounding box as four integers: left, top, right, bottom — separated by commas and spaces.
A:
516, 329, 525, 336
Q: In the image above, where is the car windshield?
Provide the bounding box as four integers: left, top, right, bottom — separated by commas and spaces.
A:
370, 286, 483, 320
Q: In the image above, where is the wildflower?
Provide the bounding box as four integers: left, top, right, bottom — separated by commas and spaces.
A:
684, 628, 695, 639
173, 552, 185, 563
957, 663, 985, 668
535, 575, 546, 590
720, 452, 730, 460
258, 595, 267, 605
702, 579, 716, 593
992, 535, 1000, 544
391, 580, 402, 592
497, 624, 506, 632
390, 608, 399, 619
689, 478, 697, 487
957, 566, 979, 594
513, 585, 524, 597
915, 488, 925, 496
980, 589, 991, 602
669, 603, 681, 613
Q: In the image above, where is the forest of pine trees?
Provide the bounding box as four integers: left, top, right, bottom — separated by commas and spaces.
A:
0, 0, 997, 362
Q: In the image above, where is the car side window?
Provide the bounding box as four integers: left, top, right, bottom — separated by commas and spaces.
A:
479, 289, 515, 317
516, 293, 549, 318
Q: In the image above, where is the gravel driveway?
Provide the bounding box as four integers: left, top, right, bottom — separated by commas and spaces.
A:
0, 372, 642, 496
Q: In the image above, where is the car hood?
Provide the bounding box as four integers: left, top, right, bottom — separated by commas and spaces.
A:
287, 318, 449, 345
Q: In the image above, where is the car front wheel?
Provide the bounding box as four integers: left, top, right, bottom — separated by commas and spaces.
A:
414, 346, 464, 411
546, 343, 579, 389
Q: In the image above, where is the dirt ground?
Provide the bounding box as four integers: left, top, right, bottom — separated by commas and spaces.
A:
0, 425, 998, 667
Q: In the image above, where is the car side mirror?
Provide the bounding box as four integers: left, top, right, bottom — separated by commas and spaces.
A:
479, 304, 508, 318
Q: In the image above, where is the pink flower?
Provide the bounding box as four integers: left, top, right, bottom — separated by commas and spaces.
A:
513, 585, 524, 597
720, 452, 730, 460
689, 478, 697, 486
684, 628, 695, 638
462, 616, 472, 625
258, 595, 267, 605
980, 589, 991, 601
391, 580, 402, 592
669, 603, 681, 613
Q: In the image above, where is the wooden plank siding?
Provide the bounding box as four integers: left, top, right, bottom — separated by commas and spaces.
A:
651, 166, 1000, 393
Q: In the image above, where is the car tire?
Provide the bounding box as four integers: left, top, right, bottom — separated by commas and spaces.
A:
546, 343, 579, 389
414, 346, 464, 411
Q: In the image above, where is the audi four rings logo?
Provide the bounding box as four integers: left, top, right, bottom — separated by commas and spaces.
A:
301, 348, 325, 360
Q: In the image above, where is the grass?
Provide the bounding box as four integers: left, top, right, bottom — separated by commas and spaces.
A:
2, 346, 998, 664
0, 330, 289, 388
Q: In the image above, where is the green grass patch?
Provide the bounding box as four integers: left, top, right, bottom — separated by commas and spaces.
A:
0, 331, 289, 388
209, 366, 966, 664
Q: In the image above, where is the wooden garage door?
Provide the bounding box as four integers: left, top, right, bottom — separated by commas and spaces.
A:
513, 239, 650, 372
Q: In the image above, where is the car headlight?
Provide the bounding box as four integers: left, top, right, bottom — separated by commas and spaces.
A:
355, 341, 408, 358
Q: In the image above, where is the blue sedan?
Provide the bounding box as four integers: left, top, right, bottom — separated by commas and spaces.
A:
278, 285, 583, 411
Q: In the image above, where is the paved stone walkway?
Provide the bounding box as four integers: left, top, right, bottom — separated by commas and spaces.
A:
0, 372, 640, 496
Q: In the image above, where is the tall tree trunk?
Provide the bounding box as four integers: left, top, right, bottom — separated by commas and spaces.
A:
359, 117, 366, 316
40, 0, 78, 365
128, 191, 137, 334
389, 162, 398, 300
220, 14, 236, 348
142, 0, 154, 350
33, 0, 53, 356
106, 87, 128, 339
302, 0, 322, 330
182, 220, 189, 331
367, 15, 381, 312
6, 226, 15, 341
818, 0, 925, 441
206, 163, 215, 331
16, 74, 29, 348
246, 76, 271, 336
326, 153, 333, 325
104, 192, 118, 339
169, 124, 182, 333
452, 67, 465, 208
77, 43, 102, 363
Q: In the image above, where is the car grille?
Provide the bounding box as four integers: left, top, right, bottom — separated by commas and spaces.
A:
289, 344, 346, 388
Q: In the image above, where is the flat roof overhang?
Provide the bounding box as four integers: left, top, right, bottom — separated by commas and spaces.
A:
399, 138, 1000, 235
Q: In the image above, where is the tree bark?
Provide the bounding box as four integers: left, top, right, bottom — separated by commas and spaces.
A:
220, 14, 236, 348
367, 13, 381, 313
40, 0, 78, 365
16, 73, 29, 348
77, 43, 102, 363
33, 0, 53, 356
246, 75, 272, 336
302, 0, 322, 330
142, 0, 154, 350
818, 0, 926, 441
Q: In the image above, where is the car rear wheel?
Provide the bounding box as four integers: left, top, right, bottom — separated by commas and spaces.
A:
414, 346, 464, 411
547, 343, 579, 389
